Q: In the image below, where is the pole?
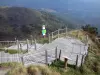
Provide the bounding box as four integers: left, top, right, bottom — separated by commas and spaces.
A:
45, 50, 48, 65
66, 27, 67, 37
26, 39, 29, 52
34, 39, 37, 50
17, 40, 19, 51
55, 47, 58, 60
58, 29, 59, 38
81, 55, 84, 67
31, 35, 33, 45
75, 55, 78, 68
64, 58, 68, 69
48, 33, 50, 43
59, 50, 61, 60
52, 32, 53, 41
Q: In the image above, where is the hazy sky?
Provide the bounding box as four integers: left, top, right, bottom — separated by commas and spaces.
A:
0, 0, 100, 6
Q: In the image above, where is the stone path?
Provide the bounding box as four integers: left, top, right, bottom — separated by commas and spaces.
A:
0, 37, 88, 67
23, 37, 88, 67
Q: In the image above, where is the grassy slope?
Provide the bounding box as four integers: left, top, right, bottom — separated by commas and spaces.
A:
50, 30, 100, 75
1, 30, 100, 75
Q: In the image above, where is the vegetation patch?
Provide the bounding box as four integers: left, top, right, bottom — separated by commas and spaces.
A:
6, 64, 60, 75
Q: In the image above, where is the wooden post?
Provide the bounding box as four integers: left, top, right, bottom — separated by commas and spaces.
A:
58, 29, 59, 38
45, 50, 48, 65
59, 50, 61, 60
55, 47, 58, 60
34, 39, 37, 50
86, 35, 89, 45
21, 56, 24, 65
31, 35, 33, 45
17, 40, 20, 51
15, 38, 17, 45
4, 47, 7, 53
7, 41, 10, 47
72, 44, 74, 53
20, 43, 22, 52
48, 33, 50, 43
80, 45, 82, 54
64, 58, 68, 69
0, 52, 2, 63
66, 27, 67, 37
75, 55, 78, 68
26, 39, 29, 52
81, 55, 84, 67
77, 31, 79, 38
52, 32, 53, 41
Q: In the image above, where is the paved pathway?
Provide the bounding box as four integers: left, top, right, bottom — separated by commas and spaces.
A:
23, 37, 88, 67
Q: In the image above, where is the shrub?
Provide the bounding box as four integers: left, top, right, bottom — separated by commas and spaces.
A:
27, 65, 40, 75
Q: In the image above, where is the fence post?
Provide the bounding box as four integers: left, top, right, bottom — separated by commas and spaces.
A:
80, 45, 82, 54
21, 56, 24, 65
55, 46, 58, 61
20, 43, 22, 52
34, 39, 37, 50
26, 39, 29, 52
66, 27, 67, 37
31, 35, 33, 45
52, 32, 53, 41
17, 40, 20, 51
7, 41, 10, 47
45, 50, 48, 65
15, 38, 17, 45
81, 55, 84, 67
59, 50, 61, 60
86, 35, 89, 45
58, 29, 59, 38
48, 33, 50, 43
64, 58, 68, 69
75, 55, 78, 68
77, 31, 79, 38
0, 52, 2, 63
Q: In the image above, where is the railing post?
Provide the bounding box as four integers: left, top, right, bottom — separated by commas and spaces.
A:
80, 45, 82, 54
59, 50, 61, 60
20, 43, 22, 52
86, 35, 89, 45
26, 39, 29, 52
31, 35, 33, 45
77, 31, 79, 38
45, 50, 48, 65
75, 55, 78, 68
15, 38, 17, 45
55, 46, 58, 60
81, 55, 84, 67
64, 58, 68, 69
48, 33, 50, 43
17, 40, 20, 51
58, 29, 59, 38
21, 56, 24, 65
66, 27, 67, 37
34, 39, 37, 50
52, 32, 53, 41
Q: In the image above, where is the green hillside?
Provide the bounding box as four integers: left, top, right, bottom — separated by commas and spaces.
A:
0, 7, 74, 40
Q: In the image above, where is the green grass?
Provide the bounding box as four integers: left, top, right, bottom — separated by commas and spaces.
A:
6, 64, 61, 75
0, 62, 22, 68
0, 48, 27, 54
37, 37, 49, 44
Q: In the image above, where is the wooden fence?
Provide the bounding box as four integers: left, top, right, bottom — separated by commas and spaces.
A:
0, 27, 89, 67
48, 27, 89, 45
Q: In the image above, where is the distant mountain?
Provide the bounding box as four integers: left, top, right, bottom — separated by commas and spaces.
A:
0, 0, 100, 31
0, 7, 75, 40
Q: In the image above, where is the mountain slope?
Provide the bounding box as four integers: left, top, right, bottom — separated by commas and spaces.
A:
0, 7, 74, 40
